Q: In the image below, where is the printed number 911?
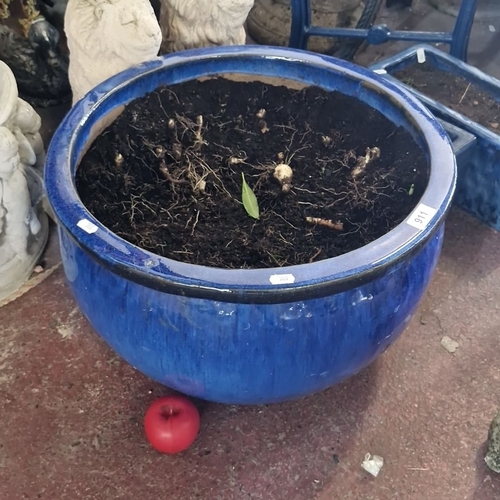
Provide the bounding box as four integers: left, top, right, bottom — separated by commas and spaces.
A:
414, 210, 428, 226
407, 204, 437, 231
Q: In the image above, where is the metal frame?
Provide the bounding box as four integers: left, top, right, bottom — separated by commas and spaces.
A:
289, 0, 478, 61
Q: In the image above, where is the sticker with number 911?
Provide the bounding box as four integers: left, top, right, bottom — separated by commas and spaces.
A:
406, 203, 437, 231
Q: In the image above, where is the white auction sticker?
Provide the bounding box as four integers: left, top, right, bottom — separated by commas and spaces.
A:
77, 219, 98, 234
269, 274, 296, 285
406, 204, 437, 231
416, 48, 426, 64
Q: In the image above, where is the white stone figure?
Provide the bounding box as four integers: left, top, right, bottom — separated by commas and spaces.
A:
0, 61, 17, 126
0, 61, 48, 302
65, 0, 162, 104
160, 0, 255, 53
0, 127, 41, 261
12, 99, 45, 170
0, 61, 44, 171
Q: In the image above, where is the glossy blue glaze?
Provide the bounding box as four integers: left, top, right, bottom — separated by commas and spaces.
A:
59, 225, 443, 403
436, 119, 476, 169
46, 47, 456, 404
371, 44, 500, 230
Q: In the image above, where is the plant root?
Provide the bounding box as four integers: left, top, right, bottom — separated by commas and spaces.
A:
352, 147, 381, 178
273, 163, 293, 193
306, 217, 344, 231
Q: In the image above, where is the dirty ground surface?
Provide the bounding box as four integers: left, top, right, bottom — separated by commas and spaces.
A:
2, 1, 500, 499
1, 210, 500, 500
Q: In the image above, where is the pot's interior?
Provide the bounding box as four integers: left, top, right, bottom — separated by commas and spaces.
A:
79, 75, 307, 162
387, 50, 500, 136
49, 49, 455, 300
80, 75, 304, 158
390, 48, 500, 103
75, 71, 433, 270
79, 72, 428, 167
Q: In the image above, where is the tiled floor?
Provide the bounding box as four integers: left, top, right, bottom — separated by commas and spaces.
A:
2, 1, 500, 499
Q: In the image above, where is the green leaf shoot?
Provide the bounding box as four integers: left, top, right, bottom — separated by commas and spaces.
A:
241, 173, 260, 220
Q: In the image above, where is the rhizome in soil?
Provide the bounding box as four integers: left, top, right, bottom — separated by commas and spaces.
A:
76, 78, 428, 269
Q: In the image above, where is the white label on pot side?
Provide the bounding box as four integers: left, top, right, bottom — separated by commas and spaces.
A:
373, 69, 387, 75
416, 48, 426, 63
269, 274, 296, 285
77, 219, 98, 234
406, 204, 437, 231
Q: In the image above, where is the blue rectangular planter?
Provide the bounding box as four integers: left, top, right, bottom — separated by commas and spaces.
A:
370, 44, 500, 230
436, 119, 476, 171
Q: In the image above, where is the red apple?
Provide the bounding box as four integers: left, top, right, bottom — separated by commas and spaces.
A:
144, 395, 200, 454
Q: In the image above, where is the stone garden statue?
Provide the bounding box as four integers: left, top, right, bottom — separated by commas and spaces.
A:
159, 0, 255, 52
38, 0, 162, 29
56, 0, 253, 102
0, 126, 41, 260
0, 61, 48, 301
64, 0, 162, 104
10, 97, 45, 170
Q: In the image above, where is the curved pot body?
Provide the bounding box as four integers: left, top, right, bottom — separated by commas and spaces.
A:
46, 47, 456, 404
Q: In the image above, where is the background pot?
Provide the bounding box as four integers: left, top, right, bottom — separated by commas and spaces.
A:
247, 0, 365, 54
45, 47, 456, 404
371, 44, 500, 231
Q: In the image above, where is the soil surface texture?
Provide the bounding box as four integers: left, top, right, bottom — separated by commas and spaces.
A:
395, 62, 500, 135
76, 78, 427, 269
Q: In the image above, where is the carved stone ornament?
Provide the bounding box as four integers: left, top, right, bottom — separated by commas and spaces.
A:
64, 0, 162, 104
159, 0, 254, 53
0, 61, 48, 302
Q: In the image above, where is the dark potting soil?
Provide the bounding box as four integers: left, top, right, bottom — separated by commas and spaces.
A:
76, 78, 428, 269
395, 62, 500, 135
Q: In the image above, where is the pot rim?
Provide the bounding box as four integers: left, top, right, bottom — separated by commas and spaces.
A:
45, 46, 456, 304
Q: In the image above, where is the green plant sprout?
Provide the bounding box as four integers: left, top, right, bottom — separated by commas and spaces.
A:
241, 173, 260, 220
408, 183, 415, 196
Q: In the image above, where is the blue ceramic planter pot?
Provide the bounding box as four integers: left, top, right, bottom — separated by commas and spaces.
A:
371, 44, 500, 231
45, 47, 456, 404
